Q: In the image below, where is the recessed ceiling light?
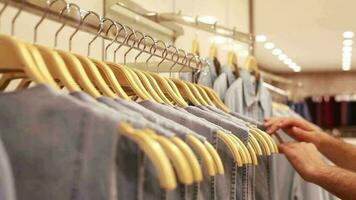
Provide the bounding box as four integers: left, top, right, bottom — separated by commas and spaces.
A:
343, 46, 353, 52
278, 54, 287, 60
255, 35, 267, 42
342, 65, 351, 71
272, 48, 282, 55
264, 42, 275, 49
343, 31, 354, 39
293, 66, 301, 72
284, 58, 293, 65
343, 39, 354, 46
197, 16, 218, 24
343, 52, 352, 58
289, 63, 297, 68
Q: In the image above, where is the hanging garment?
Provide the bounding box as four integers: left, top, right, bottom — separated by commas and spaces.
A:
0, 85, 139, 200
0, 137, 16, 200
213, 65, 236, 101
224, 69, 273, 200
197, 58, 219, 88
139, 100, 233, 200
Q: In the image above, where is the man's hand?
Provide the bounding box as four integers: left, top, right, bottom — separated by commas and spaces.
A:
264, 117, 326, 148
278, 142, 329, 182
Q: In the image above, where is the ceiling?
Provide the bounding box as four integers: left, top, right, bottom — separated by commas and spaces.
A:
253, 0, 356, 73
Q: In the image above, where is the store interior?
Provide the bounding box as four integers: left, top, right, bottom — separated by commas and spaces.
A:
0, 0, 355, 200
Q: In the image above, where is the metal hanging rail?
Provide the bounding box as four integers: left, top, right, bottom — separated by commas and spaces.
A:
0, 0, 202, 72
104, 0, 252, 45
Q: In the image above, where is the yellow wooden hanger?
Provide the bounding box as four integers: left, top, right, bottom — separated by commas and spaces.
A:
138, 41, 173, 105
50, 3, 102, 97
0, 2, 60, 90
105, 27, 152, 101
146, 40, 188, 106
186, 134, 217, 176
130, 33, 165, 103
0, 35, 47, 84
119, 122, 177, 190
144, 129, 194, 185
170, 136, 203, 182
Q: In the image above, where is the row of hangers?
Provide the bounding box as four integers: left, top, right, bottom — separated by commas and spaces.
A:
0, 0, 277, 190
192, 35, 260, 79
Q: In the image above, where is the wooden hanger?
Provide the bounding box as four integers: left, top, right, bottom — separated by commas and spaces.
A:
0, 35, 47, 84
144, 129, 194, 185
51, 3, 102, 97
146, 40, 188, 106
170, 136, 203, 182
119, 122, 177, 190
130, 33, 165, 103
105, 27, 152, 100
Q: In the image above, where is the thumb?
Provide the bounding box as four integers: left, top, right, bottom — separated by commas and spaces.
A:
287, 127, 313, 142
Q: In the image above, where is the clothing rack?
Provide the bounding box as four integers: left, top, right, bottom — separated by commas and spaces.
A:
105, 0, 252, 45
0, 0, 202, 72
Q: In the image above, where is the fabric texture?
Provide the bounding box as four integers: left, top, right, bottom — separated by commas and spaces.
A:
0, 85, 127, 200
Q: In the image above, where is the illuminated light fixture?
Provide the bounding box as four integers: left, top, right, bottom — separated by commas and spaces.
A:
212, 35, 227, 44
255, 35, 267, 42
182, 16, 195, 23
342, 65, 351, 71
343, 39, 354, 46
289, 62, 297, 68
197, 16, 218, 24
264, 42, 275, 49
343, 52, 352, 58
343, 31, 354, 39
284, 58, 293, 65
343, 46, 353, 52
293, 66, 301, 72
272, 48, 282, 56
278, 54, 287, 60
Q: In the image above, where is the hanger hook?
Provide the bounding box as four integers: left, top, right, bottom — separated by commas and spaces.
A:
34, 0, 67, 43
105, 21, 126, 61
155, 40, 168, 73
145, 37, 158, 70
0, 0, 9, 31
112, 23, 130, 63
11, 0, 25, 36
134, 32, 151, 65
69, 10, 101, 53
100, 18, 119, 60
54, 3, 81, 49
170, 48, 184, 77
123, 26, 137, 65
178, 50, 188, 76
166, 45, 179, 77
187, 53, 201, 83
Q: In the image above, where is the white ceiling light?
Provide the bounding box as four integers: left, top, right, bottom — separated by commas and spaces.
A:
284, 58, 293, 65
343, 39, 354, 46
343, 52, 352, 58
197, 16, 218, 24
342, 65, 351, 71
278, 54, 287, 60
289, 62, 297, 68
343, 31, 354, 39
211, 35, 227, 44
264, 42, 275, 50
343, 46, 353, 52
272, 48, 282, 55
255, 35, 267, 43
293, 66, 301, 72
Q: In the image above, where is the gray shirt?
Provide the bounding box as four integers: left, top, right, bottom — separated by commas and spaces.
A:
0, 85, 131, 200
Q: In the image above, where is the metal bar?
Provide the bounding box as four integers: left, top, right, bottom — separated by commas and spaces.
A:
0, 0, 201, 71
144, 12, 252, 44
